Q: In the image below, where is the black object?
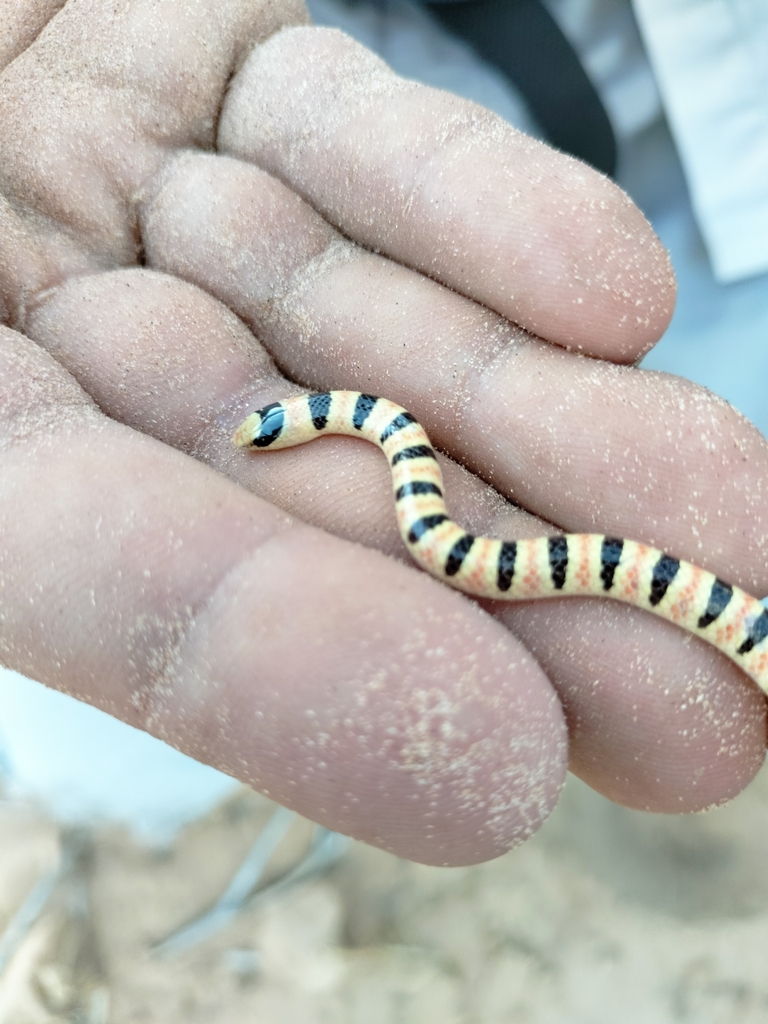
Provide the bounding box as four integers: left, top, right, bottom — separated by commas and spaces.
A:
425, 0, 617, 177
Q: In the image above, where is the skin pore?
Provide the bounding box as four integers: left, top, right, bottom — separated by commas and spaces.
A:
1, 0, 766, 865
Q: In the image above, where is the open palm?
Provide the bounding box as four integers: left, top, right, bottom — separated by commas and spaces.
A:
1, 0, 766, 865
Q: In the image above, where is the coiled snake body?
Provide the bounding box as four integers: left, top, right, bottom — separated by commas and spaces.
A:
234, 390, 768, 696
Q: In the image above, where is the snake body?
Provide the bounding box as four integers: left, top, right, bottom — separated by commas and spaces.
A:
234, 390, 768, 696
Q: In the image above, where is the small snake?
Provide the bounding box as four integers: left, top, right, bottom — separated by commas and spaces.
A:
234, 390, 768, 696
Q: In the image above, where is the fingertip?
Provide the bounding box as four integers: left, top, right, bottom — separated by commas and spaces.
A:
507, 599, 767, 814
166, 530, 569, 865
523, 156, 678, 360
220, 25, 677, 363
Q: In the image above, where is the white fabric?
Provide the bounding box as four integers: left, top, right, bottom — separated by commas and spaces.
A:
631, 0, 768, 282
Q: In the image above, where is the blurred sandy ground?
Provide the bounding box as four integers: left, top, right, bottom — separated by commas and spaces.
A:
2, 763, 768, 1024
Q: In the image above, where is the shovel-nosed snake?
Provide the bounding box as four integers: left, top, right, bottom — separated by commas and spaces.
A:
234, 390, 768, 696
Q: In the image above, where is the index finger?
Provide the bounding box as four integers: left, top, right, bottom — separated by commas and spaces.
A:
219, 26, 676, 362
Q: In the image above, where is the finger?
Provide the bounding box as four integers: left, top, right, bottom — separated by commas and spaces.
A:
0, 0, 308, 317
25, 265, 538, 556
0, 325, 567, 865
141, 151, 768, 596
27, 270, 767, 812
501, 600, 767, 810
218, 26, 676, 362
0, 0, 65, 71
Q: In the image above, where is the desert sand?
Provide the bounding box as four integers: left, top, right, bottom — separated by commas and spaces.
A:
2, 759, 768, 1023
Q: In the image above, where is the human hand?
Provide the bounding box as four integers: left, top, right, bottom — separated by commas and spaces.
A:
1, 0, 766, 866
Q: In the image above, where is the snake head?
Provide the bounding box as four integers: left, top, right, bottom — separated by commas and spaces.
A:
232, 402, 285, 448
